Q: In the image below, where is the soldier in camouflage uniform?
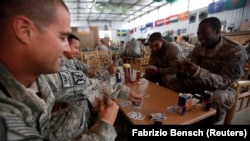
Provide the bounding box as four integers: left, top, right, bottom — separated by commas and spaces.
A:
65, 33, 118, 82
165, 17, 248, 121
62, 33, 142, 103
61, 33, 89, 74
44, 33, 142, 140
143, 32, 183, 86
0, 0, 121, 140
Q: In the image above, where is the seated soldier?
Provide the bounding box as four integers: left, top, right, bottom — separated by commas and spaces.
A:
45, 33, 143, 139
143, 32, 182, 86
165, 17, 248, 122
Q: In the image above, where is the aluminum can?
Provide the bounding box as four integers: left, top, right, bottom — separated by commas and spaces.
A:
202, 91, 213, 111
178, 93, 187, 115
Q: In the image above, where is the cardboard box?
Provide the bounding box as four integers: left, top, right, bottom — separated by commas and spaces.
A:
240, 21, 250, 31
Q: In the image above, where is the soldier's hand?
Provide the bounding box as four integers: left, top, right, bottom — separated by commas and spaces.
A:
97, 98, 119, 126
107, 63, 117, 75
182, 58, 198, 75
128, 91, 142, 105
145, 66, 159, 75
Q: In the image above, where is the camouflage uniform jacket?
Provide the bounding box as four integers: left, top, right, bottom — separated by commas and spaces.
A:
179, 36, 248, 93
61, 56, 89, 74
0, 63, 119, 141
58, 57, 130, 100
0, 63, 52, 140
149, 40, 182, 75
44, 58, 131, 140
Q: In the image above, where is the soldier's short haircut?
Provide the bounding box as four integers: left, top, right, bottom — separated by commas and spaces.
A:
0, 0, 69, 32
68, 33, 80, 45
199, 17, 221, 30
149, 32, 162, 42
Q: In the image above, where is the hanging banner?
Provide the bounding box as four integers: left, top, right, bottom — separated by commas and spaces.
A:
133, 27, 137, 32
140, 26, 146, 33
117, 29, 127, 37
155, 19, 165, 27
170, 15, 178, 23
208, 1, 225, 14
165, 17, 170, 25
224, 0, 246, 10
145, 22, 154, 29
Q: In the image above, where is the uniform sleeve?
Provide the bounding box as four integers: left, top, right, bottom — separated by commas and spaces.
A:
0, 104, 43, 141
190, 46, 248, 90
0, 117, 7, 141
159, 43, 182, 75
148, 51, 157, 66
50, 104, 117, 141
73, 58, 89, 74
75, 119, 117, 141
110, 84, 130, 99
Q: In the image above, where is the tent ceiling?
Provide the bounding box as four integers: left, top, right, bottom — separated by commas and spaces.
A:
63, 0, 169, 22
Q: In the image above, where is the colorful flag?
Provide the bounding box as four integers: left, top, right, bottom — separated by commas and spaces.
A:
140, 26, 146, 33
170, 15, 178, 23
145, 22, 154, 29
117, 29, 127, 37
155, 19, 164, 27
224, 0, 246, 10
133, 27, 137, 32
208, 1, 225, 14
165, 17, 170, 25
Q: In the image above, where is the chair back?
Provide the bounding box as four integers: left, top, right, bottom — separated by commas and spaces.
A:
242, 59, 250, 80
97, 50, 112, 71
224, 80, 250, 124
80, 51, 99, 73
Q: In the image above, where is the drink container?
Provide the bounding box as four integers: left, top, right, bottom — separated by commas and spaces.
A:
178, 93, 187, 115
202, 91, 213, 111
123, 64, 131, 83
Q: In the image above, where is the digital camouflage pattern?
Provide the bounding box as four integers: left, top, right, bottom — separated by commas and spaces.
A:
45, 56, 131, 140
61, 56, 89, 75
0, 63, 51, 140
165, 37, 248, 119
0, 61, 123, 140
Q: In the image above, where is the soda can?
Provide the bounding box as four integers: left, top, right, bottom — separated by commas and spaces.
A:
202, 91, 213, 111
178, 93, 187, 115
